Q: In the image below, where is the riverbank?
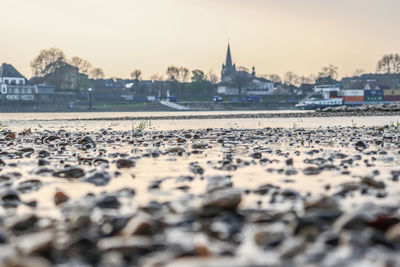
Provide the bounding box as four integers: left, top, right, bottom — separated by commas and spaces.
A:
4, 103, 400, 122
0, 124, 400, 266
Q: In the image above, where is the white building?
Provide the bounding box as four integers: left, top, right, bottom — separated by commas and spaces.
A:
217, 85, 239, 95
217, 44, 274, 96
0, 63, 26, 85
244, 77, 274, 95
0, 63, 35, 101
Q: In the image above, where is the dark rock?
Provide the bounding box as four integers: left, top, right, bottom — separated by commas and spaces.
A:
202, 188, 241, 213
303, 166, 322, 175
355, 140, 369, 151
17, 180, 43, 194
116, 159, 136, 169
96, 195, 121, 209
81, 172, 112, 186
54, 167, 85, 179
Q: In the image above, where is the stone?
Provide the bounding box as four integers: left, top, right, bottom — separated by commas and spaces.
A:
202, 188, 241, 212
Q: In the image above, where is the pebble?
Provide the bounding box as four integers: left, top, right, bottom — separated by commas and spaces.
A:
0, 124, 399, 266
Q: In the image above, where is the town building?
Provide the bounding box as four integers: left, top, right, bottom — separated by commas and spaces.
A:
43, 63, 79, 90
0, 63, 26, 85
217, 44, 274, 95
0, 63, 54, 102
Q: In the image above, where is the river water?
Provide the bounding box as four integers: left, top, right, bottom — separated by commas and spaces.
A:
2, 111, 400, 131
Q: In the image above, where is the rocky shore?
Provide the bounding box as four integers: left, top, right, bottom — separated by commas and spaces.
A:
0, 124, 400, 266
40, 103, 400, 122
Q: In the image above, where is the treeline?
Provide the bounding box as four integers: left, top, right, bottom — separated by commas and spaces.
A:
30, 48, 105, 79
263, 53, 400, 87
29, 47, 400, 88
30, 48, 218, 84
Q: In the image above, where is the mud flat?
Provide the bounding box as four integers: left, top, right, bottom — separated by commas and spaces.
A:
1, 124, 400, 266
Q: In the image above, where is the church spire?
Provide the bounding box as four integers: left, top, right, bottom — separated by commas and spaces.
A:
225, 43, 233, 67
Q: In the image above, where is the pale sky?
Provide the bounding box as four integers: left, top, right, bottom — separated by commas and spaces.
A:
1, 0, 399, 79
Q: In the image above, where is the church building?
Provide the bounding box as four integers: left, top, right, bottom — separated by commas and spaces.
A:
217, 44, 274, 95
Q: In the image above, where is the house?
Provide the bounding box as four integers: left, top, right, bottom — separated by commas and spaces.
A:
0, 63, 26, 85
43, 63, 79, 90
0, 63, 56, 102
244, 74, 274, 95
217, 82, 239, 95
217, 44, 274, 95
0, 63, 35, 101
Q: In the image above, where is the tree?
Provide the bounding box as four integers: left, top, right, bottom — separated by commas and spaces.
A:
69, 56, 92, 74
263, 74, 282, 83
130, 69, 142, 80
318, 65, 338, 80
207, 70, 219, 84
232, 71, 251, 95
376, 54, 400, 74
150, 74, 164, 81
90, 68, 105, 79
284, 71, 299, 86
191, 70, 205, 82
30, 48, 66, 77
298, 76, 312, 85
166, 66, 180, 81
353, 68, 365, 76
308, 74, 317, 84
188, 70, 212, 95
179, 67, 190, 82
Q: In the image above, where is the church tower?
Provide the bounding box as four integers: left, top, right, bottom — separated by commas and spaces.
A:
221, 43, 236, 82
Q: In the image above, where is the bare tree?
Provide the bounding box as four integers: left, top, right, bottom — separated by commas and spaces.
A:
318, 65, 338, 80
179, 67, 190, 83
69, 57, 92, 74
284, 71, 299, 86
90, 68, 105, 79
298, 76, 312, 85
393, 54, 400, 73
353, 68, 365, 76
376, 54, 400, 74
30, 48, 66, 77
150, 74, 164, 81
191, 70, 205, 82
166, 66, 180, 81
308, 74, 317, 84
130, 69, 142, 80
207, 70, 219, 84
263, 74, 282, 83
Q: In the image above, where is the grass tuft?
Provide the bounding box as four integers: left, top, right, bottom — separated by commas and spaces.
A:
132, 120, 151, 133
0, 122, 7, 131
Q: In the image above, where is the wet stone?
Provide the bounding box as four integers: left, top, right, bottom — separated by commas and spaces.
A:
1, 124, 400, 265
96, 195, 121, 209
116, 159, 136, 169
206, 175, 232, 192
80, 171, 112, 186
355, 140, 369, 151
303, 166, 322, 175
53, 167, 85, 179
17, 180, 43, 194
202, 188, 242, 213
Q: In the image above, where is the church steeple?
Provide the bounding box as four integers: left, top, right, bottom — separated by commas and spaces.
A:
225, 43, 233, 67
221, 43, 236, 82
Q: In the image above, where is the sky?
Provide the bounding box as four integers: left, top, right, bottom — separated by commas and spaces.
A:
1, 0, 400, 80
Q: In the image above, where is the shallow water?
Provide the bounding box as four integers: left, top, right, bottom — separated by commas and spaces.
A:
2, 115, 400, 265
3, 111, 400, 131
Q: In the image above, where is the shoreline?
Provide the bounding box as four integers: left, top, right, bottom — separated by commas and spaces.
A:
26, 110, 400, 121
0, 125, 400, 265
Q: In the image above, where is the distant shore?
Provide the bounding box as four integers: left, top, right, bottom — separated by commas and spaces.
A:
56, 110, 400, 121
